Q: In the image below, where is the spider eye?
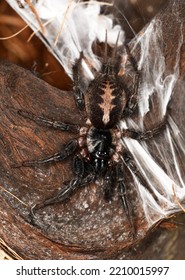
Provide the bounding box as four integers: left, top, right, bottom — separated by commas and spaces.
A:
94, 146, 109, 159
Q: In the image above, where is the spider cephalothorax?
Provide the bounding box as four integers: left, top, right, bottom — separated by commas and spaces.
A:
18, 33, 167, 236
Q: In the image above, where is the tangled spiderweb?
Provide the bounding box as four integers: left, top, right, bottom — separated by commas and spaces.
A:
122, 19, 185, 226
7, 0, 185, 230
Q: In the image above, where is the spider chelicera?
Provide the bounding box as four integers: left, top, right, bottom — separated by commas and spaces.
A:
18, 33, 167, 235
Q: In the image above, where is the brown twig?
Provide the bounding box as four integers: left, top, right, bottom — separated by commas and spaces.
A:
25, 0, 44, 34
172, 184, 185, 213
0, 24, 28, 40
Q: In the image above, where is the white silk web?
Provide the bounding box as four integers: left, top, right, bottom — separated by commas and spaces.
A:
7, 0, 124, 79
121, 19, 185, 226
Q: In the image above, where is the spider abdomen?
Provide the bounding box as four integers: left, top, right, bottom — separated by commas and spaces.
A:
85, 75, 126, 129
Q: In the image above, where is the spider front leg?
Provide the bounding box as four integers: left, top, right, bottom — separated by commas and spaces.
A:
102, 163, 136, 236
31, 155, 85, 217
115, 162, 136, 237
103, 166, 114, 201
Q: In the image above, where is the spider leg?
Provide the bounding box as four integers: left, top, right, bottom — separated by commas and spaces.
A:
31, 177, 81, 217
31, 155, 86, 217
102, 163, 136, 236
122, 150, 159, 202
22, 139, 78, 167
122, 45, 140, 117
18, 110, 79, 133
115, 162, 136, 237
103, 166, 114, 201
72, 52, 85, 111
82, 161, 96, 185
125, 45, 139, 73
124, 72, 139, 117
122, 114, 167, 141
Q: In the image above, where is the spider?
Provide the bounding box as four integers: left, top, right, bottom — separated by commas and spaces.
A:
18, 33, 167, 236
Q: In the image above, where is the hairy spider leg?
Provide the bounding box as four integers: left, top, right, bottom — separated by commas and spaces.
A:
22, 139, 78, 167
122, 113, 168, 141
115, 162, 136, 236
122, 150, 159, 202
30, 155, 91, 217
103, 166, 114, 201
18, 110, 79, 133
121, 45, 140, 117
72, 52, 85, 111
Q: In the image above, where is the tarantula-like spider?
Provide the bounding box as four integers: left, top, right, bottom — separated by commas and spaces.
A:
18, 33, 167, 235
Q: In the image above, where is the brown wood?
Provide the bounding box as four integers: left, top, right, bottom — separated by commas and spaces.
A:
0, 0, 185, 259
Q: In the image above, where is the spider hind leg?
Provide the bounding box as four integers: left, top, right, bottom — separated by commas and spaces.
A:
115, 162, 136, 237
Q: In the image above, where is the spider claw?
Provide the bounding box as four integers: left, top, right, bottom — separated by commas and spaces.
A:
29, 202, 44, 221
29, 204, 37, 220
10, 163, 23, 168
128, 216, 137, 239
